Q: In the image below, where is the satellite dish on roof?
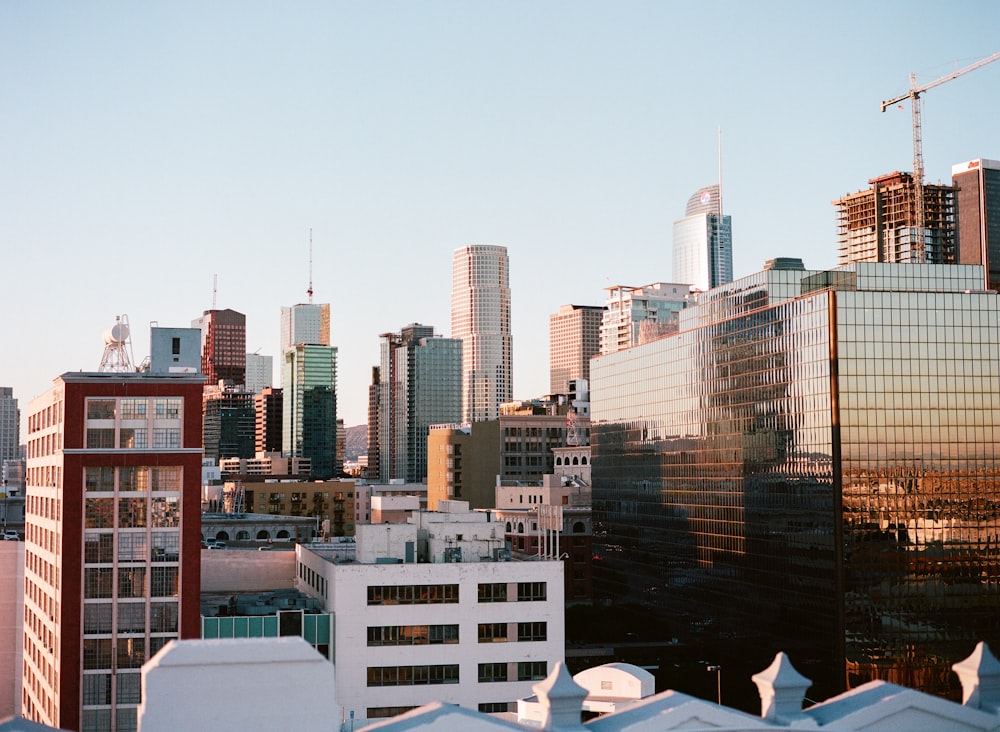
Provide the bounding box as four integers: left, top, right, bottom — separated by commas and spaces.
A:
98, 314, 136, 372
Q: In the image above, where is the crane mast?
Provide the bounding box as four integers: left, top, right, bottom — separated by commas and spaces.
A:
881, 52, 1000, 262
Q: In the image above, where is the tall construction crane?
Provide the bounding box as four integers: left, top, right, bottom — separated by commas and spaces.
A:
881, 52, 1000, 261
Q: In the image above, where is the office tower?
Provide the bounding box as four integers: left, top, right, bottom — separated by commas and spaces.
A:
953, 158, 1000, 291
0, 388, 19, 466
672, 184, 733, 292
191, 309, 246, 385
834, 171, 957, 265
280, 303, 330, 349
282, 344, 337, 480
201, 383, 255, 463
451, 245, 512, 423
549, 305, 605, 396
599, 283, 689, 356
591, 259, 1000, 702
375, 324, 463, 483
281, 299, 337, 480
367, 367, 380, 481
22, 328, 204, 731
244, 353, 273, 395
255, 387, 283, 454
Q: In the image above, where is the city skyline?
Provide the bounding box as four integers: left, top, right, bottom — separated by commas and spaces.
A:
2, 3, 999, 428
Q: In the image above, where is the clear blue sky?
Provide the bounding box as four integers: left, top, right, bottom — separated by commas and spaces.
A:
2, 1, 999, 428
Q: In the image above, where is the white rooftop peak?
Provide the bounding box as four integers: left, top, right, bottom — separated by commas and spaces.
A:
751, 652, 812, 723
533, 661, 588, 731
953, 642, 1000, 713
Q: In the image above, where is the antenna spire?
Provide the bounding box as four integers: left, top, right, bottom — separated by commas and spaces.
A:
307, 229, 314, 303
212, 274, 218, 310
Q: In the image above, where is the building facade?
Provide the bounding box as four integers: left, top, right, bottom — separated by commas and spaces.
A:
451, 245, 512, 423
244, 352, 273, 395
0, 388, 19, 468
295, 512, 565, 719
672, 184, 733, 293
376, 325, 463, 483
549, 305, 605, 396
834, 172, 957, 265
22, 367, 204, 731
599, 283, 689, 356
590, 261, 1000, 701
953, 158, 1000, 292
280, 303, 331, 350
282, 344, 338, 480
201, 383, 255, 464
191, 309, 246, 385
255, 386, 283, 455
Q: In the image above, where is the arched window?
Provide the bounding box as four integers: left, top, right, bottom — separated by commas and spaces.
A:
236, 530, 250, 541
581, 456, 588, 464
555, 457, 563, 466
506, 522, 512, 533
256, 530, 270, 540
518, 522, 524, 534
573, 521, 586, 533
276, 530, 290, 539
215, 531, 230, 541
572, 456, 579, 465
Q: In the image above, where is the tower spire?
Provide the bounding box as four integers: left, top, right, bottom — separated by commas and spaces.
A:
307, 228, 314, 303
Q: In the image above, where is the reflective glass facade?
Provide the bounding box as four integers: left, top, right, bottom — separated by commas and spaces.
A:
592, 262, 1000, 700
672, 184, 733, 293
282, 344, 338, 479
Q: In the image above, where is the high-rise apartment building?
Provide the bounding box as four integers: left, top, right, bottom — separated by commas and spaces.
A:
244, 353, 273, 395
591, 260, 1000, 702
375, 324, 462, 483
834, 171, 957, 265
599, 283, 689, 356
451, 245, 512, 423
672, 184, 733, 292
953, 158, 1000, 291
191, 309, 246, 385
255, 387, 283, 454
548, 305, 604, 396
282, 344, 337, 480
22, 329, 204, 731
0, 387, 19, 466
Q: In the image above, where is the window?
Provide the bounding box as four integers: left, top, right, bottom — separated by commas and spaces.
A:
478, 582, 507, 603
518, 622, 547, 641
171, 337, 181, 355
118, 498, 146, 528
84, 568, 113, 599
117, 602, 146, 633
83, 638, 112, 670
120, 398, 148, 420
479, 702, 512, 713
85, 467, 114, 492
86, 429, 115, 449
84, 603, 113, 633
82, 673, 111, 705
518, 661, 548, 681
478, 663, 508, 683
85, 498, 114, 529
117, 637, 145, 669
152, 428, 181, 448
150, 566, 178, 597
117, 672, 141, 704
86, 399, 115, 420
150, 602, 178, 633
117, 567, 146, 598
153, 398, 181, 419
84, 533, 114, 563
120, 428, 147, 449
478, 623, 507, 643
518, 582, 547, 601
367, 625, 459, 646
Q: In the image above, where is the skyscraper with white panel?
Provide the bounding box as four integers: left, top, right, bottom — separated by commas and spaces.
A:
672, 184, 732, 293
451, 245, 512, 423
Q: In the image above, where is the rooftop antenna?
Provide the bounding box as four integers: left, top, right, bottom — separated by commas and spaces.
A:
717, 126, 724, 219
307, 228, 314, 303
99, 314, 136, 372
212, 274, 218, 310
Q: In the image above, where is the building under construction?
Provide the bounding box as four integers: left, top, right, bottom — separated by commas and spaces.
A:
834, 171, 957, 265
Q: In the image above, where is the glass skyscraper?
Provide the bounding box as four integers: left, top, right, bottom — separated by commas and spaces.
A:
376, 324, 462, 483
282, 344, 337, 480
672, 184, 732, 293
591, 261, 1000, 701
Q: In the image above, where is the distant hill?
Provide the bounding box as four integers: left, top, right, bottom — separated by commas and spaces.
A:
344, 424, 367, 462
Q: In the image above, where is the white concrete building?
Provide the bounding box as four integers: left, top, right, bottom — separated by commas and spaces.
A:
297, 502, 564, 720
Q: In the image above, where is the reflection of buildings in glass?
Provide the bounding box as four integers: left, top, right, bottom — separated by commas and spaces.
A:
591, 260, 1000, 702
282, 344, 338, 479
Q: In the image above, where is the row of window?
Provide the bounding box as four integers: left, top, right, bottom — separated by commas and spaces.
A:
86, 428, 181, 450
86, 397, 182, 421
478, 661, 548, 682
366, 584, 459, 605
478, 582, 547, 602
367, 664, 459, 686
83, 567, 179, 599
478, 622, 547, 642
367, 625, 459, 646
86, 466, 182, 492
